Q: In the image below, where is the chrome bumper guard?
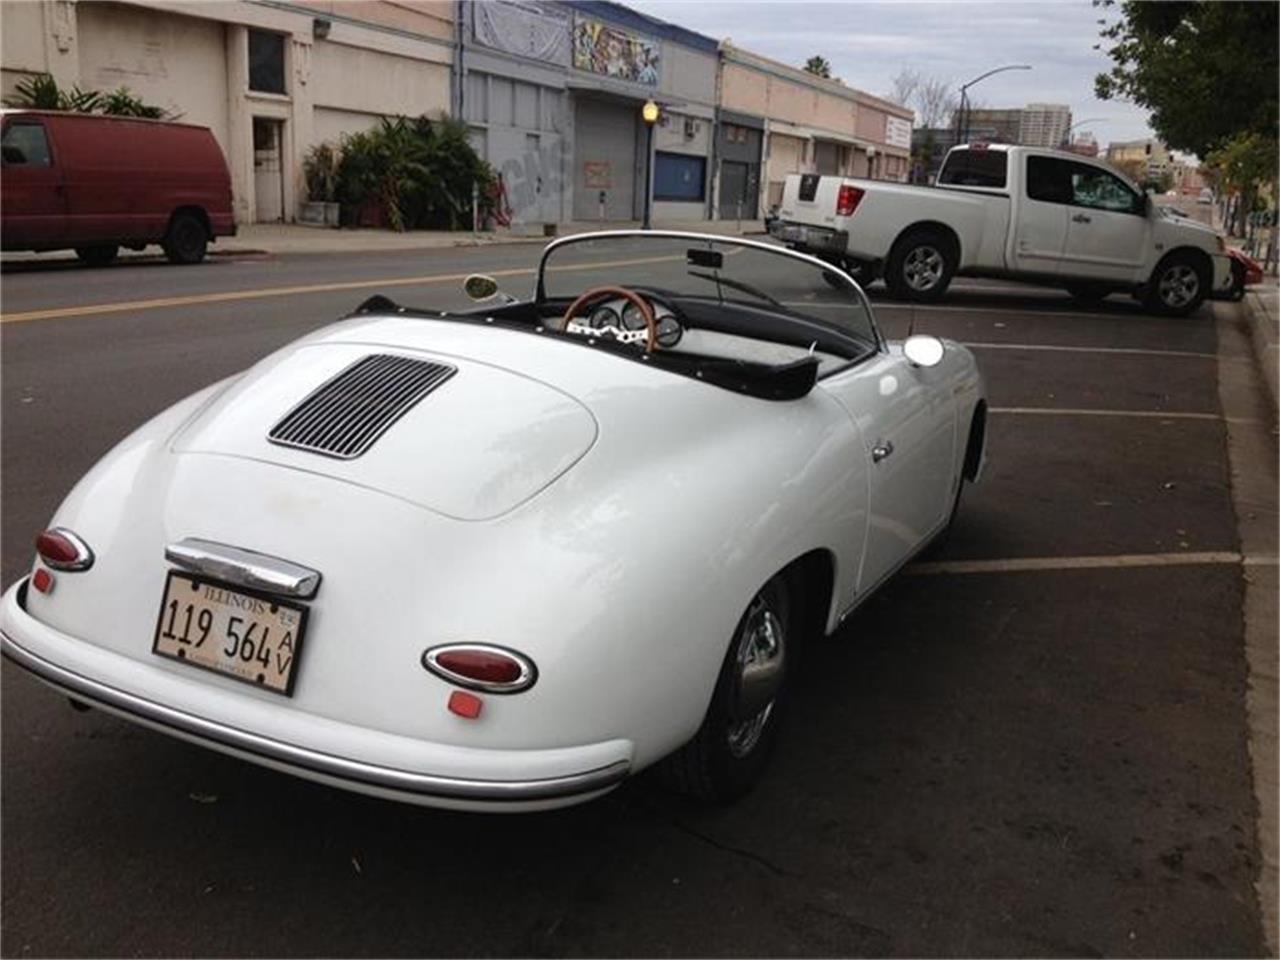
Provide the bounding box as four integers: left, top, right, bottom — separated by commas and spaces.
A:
1, 623, 628, 804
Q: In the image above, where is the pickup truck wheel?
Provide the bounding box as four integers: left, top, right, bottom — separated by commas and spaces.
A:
886, 229, 955, 302
162, 212, 209, 265
659, 575, 792, 803
1065, 282, 1112, 304
74, 245, 118, 267
1145, 252, 1208, 316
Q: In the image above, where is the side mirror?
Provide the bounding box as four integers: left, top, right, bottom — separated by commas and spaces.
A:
903, 334, 945, 368
463, 274, 500, 301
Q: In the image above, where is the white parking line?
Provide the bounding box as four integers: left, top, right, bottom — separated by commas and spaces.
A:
990, 406, 1221, 420
873, 301, 1145, 321
906, 551, 1273, 576
966, 342, 1217, 360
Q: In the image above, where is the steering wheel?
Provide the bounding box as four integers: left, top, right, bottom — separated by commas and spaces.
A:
561, 286, 657, 352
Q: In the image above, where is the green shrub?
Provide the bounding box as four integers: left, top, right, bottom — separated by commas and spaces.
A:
333, 114, 495, 231
4, 72, 168, 118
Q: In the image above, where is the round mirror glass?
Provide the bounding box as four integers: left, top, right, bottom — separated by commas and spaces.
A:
903, 334, 945, 368
463, 274, 499, 301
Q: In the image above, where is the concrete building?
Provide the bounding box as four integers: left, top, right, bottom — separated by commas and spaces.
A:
1065, 132, 1100, 157
961, 103, 1072, 148
1, 0, 455, 225
718, 43, 912, 214
458, 0, 718, 225
1019, 103, 1071, 148
1106, 137, 1175, 182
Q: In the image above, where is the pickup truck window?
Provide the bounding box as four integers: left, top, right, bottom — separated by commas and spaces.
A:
1026, 156, 1073, 204
937, 148, 1007, 188
1068, 162, 1142, 215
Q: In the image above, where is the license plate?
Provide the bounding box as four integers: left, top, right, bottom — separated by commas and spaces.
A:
152, 572, 308, 696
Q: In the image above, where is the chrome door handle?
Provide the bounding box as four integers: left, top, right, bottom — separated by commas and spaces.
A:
871, 440, 894, 463
1072, 213, 1091, 224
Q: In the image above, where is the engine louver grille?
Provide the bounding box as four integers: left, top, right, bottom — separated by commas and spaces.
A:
268, 354, 456, 459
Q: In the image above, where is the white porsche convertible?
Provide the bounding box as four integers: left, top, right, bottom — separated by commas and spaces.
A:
1, 231, 985, 811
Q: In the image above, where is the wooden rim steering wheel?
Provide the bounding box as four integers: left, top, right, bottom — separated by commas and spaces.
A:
560, 286, 658, 352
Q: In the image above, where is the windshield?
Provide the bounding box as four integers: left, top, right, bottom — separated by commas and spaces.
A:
537, 232, 880, 358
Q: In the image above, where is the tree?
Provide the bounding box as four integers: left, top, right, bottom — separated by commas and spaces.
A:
1203, 132, 1278, 235
886, 68, 920, 109
885, 68, 956, 129
804, 56, 832, 79
1095, 1, 1278, 157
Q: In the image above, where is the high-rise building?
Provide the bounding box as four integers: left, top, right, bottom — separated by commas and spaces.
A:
1019, 104, 1072, 148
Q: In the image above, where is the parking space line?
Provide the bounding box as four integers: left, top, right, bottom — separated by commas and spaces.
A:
990, 406, 1221, 420
967, 342, 1217, 360
907, 551, 1261, 576
873, 302, 1150, 322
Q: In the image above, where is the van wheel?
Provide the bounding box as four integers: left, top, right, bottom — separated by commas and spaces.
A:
659, 575, 792, 803
885, 228, 955, 302
75, 245, 118, 267
162, 213, 208, 265
1144, 251, 1208, 316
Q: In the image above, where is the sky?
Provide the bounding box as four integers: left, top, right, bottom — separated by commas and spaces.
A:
626, 0, 1157, 149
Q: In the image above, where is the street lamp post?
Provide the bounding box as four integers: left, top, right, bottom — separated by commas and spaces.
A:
955, 64, 1031, 145
1061, 117, 1107, 149
641, 99, 660, 230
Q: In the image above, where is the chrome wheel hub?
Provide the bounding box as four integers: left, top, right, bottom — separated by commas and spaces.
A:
727, 597, 786, 758
1159, 264, 1199, 308
903, 245, 944, 291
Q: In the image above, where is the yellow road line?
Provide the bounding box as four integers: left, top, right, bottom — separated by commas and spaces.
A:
0, 253, 684, 325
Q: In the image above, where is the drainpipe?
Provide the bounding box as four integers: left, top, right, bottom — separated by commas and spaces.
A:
453, 0, 465, 120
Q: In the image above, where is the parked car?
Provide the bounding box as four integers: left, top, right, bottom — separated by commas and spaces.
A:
1223, 247, 1264, 301
0, 231, 986, 811
770, 143, 1233, 316
1, 109, 234, 265
1198, 187, 1214, 205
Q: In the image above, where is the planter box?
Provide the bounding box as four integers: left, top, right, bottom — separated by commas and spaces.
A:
299, 201, 341, 228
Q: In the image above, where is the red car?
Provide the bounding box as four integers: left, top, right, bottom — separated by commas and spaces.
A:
1223, 248, 1264, 301
1, 109, 235, 266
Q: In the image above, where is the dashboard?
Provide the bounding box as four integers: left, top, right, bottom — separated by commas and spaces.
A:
582, 296, 684, 348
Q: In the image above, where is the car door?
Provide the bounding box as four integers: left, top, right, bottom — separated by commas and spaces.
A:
822, 347, 957, 595
1059, 161, 1150, 283
1, 117, 67, 246
1010, 154, 1071, 276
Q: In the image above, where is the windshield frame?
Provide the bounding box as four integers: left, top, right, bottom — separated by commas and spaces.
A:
533, 229, 885, 357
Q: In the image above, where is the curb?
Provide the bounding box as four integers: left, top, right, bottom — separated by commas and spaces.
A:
1243, 287, 1279, 416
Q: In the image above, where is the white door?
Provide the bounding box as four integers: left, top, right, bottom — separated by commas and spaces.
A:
1058, 160, 1150, 283
253, 118, 284, 224
822, 350, 958, 595
1011, 154, 1071, 275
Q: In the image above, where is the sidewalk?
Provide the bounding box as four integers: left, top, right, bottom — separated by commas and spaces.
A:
0, 218, 768, 263
1243, 283, 1280, 413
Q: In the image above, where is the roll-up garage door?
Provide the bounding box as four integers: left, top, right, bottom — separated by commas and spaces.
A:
573, 98, 637, 221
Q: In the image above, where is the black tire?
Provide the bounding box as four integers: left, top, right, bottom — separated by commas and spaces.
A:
1065, 282, 1112, 304
884, 228, 956, 302
1144, 251, 1209, 316
74, 245, 118, 267
162, 212, 208, 265
1227, 258, 1246, 302
660, 575, 793, 803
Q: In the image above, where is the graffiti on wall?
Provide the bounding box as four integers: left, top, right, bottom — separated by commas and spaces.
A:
572, 17, 660, 86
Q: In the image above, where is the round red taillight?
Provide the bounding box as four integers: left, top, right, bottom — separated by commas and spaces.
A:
421, 644, 536, 694
35, 528, 94, 571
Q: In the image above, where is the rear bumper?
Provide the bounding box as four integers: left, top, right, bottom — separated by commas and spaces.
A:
767, 220, 849, 256
1, 579, 630, 811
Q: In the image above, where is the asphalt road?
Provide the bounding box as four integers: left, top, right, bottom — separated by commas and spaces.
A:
1, 244, 1269, 957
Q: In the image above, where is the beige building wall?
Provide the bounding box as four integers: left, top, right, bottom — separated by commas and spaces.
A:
2, 0, 453, 225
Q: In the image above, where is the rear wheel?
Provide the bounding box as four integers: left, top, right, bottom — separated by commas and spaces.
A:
885, 228, 955, 302
660, 575, 792, 803
1144, 251, 1209, 316
162, 212, 208, 265
74, 245, 118, 267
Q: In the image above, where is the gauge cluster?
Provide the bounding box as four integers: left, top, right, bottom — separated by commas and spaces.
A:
586, 297, 683, 348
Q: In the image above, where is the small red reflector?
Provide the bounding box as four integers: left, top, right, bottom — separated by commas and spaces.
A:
836, 184, 865, 217
32, 568, 54, 594
35, 528, 92, 571
436, 649, 524, 685
448, 690, 483, 719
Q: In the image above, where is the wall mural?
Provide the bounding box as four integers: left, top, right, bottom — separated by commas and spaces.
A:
572, 17, 660, 86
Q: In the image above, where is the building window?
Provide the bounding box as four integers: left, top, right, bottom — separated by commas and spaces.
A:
653, 152, 706, 202
249, 29, 287, 95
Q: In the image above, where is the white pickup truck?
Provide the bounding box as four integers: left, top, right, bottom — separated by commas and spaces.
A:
769, 143, 1232, 316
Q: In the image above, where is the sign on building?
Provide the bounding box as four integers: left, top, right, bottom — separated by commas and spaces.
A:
885, 115, 912, 150
572, 17, 660, 86
474, 1, 571, 65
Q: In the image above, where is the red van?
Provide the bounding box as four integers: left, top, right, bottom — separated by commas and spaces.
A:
1, 109, 235, 265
